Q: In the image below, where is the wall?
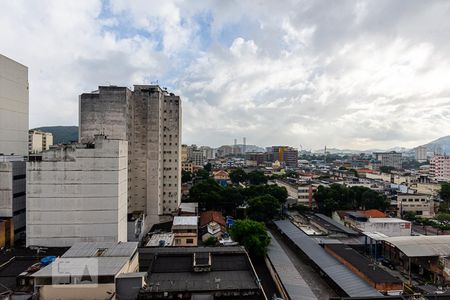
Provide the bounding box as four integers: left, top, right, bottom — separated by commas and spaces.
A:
26, 137, 128, 247
0, 54, 28, 156
39, 283, 116, 300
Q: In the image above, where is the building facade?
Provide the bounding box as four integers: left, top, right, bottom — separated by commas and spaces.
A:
28, 130, 53, 154
79, 85, 181, 227
26, 135, 128, 247
430, 155, 450, 182
374, 151, 402, 170
268, 146, 298, 167
397, 193, 435, 218
0, 54, 29, 157
415, 146, 427, 163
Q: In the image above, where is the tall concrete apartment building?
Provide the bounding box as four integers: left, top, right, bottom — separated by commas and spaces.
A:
79, 85, 181, 228
27, 135, 128, 247
267, 146, 299, 168
415, 146, 427, 163
430, 155, 450, 182
0, 54, 28, 244
374, 151, 403, 170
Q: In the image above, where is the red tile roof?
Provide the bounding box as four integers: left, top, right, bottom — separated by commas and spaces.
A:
360, 209, 386, 218
200, 211, 226, 227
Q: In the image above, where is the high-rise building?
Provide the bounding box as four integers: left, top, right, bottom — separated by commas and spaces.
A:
373, 151, 403, 170
0, 54, 28, 244
28, 130, 53, 154
415, 146, 427, 163
27, 135, 128, 247
267, 146, 299, 168
79, 85, 181, 227
181, 144, 188, 162
0, 54, 29, 157
430, 155, 450, 182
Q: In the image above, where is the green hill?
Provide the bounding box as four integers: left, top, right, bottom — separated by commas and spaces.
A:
33, 126, 78, 144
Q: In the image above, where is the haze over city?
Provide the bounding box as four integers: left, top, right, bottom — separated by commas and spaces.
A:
1, 0, 449, 150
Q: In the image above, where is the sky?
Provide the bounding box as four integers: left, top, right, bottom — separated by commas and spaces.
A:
1, 0, 450, 150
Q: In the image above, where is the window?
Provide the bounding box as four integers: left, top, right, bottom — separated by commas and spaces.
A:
186, 239, 194, 244
175, 239, 181, 245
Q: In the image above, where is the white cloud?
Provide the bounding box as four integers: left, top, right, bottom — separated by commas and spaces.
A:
1, 0, 449, 150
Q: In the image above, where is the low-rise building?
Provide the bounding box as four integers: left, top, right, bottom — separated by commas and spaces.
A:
172, 216, 198, 246
397, 193, 435, 218
32, 242, 139, 300
199, 211, 226, 242
373, 151, 402, 170
28, 130, 53, 154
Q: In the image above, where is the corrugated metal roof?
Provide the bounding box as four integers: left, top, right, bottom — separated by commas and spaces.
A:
314, 214, 359, 235
173, 216, 198, 226
62, 242, 138, 258
383, 235, 450, 257
274, 220, 382, 298
33, 256, 129, 277
267, 232, 317, 300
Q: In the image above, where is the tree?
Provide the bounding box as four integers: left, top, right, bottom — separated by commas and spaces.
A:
229, 168, 247, 184
380, 166, 396, 174
230, 219, 270, 257
403, 211, 416, 221
181, 170, 192, 183
204, 163, 212, 173
440, 183, 450, 202
189, 179, 223, 210
195, 168, 210, 180
204, 236, 218, 246
436, 213, 450, 223
247, 195, 281, 223
219, 187, 245, 215
247, 170, 268, 185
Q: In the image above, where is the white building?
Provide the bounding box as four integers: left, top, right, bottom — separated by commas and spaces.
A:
430, 155, 450, 182
374, 151, 402, 170
415, 146, 427, 163
0, 54, 29, 157
79, 85, 181, 228
28, 129, 53, 153
397, 193, 435, 218
26, 135, 128, 247
358, 218, 412, 237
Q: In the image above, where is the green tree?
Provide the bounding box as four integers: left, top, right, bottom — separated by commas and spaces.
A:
181, 170, 192, 183
203, 236, 218, 246
195, 168, 210, 180
247, 170, 268, 185
204, 163, 212, 173
440, 183, 450, 202
230, 219, 270, 257
403, 211, 416, 221
247, 195, 280, 223
219, 187, 245, 215
189, 179, 223, 210
380, 166, 396, 173
229, 168, 247, 184
436, 213, 450, 223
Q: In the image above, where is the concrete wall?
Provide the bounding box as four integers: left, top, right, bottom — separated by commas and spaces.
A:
0, 54, 28, 156
26, 137, 128, 247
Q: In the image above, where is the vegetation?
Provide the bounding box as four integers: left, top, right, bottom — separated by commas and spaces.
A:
33, 126, 78, 144
247, 195, 281, 223
314, 184, 389, 216
247, 170, 268, 185
229, 168, 247, 184
230, 219, 271, 257
440, 182, 450, 202
203, 163, 212, 172
195, 168, 210, 180
203, 236, 218, 246
379, 166, 396, 174
181, 170, 192, 183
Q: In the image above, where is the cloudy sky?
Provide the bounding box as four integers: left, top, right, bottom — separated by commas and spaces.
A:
1, 0, 450, 150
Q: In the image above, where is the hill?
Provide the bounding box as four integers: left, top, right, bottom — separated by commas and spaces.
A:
419, 135, 450, 154
33, 126, 78, 144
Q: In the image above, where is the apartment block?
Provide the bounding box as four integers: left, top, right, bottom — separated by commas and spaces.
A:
430, 155, 450, 182
397, 193, 435, 218
268, 146, 298, 167
415, 146, 427, 163
28, 130, 53, 154
26, 135, 128, 247
79, 85, 181, 228
374, 151, 402, 170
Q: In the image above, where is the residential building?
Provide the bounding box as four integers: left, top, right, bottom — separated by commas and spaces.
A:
0, 54, 28, 245
181, 144, 188, 162
430, 155, 450, 182
178, 202, 198, 216
190, 149, 205, 167
415, 146, 427, 163
298, 181, 319, 207
138, 247, 262, 299
343, 212, 411, 236
0, 155, 26, 243
0, 54, 29, 157
397, 193, 435, 218
373, 151, 402, 170
217, 145, 233, 157
213, 170, 229, 186
171, 216, 198, 246
26, 135, 128, 247
32, 242, 139, 300
181, 161, 194, 173
200, 146, 215, 160
28, 129, 53, 153
79, 85, 181, 228
246, 152, 271, 165
199, 210, 226, 242
268, 146, 298, 167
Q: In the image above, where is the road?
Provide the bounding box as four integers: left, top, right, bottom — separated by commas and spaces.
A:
269, 228, 338, 300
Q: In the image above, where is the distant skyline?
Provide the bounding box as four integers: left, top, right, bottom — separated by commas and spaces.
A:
1, 0, 450, 150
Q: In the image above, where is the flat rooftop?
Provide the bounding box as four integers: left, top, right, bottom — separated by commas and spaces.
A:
173, 216, 198, 226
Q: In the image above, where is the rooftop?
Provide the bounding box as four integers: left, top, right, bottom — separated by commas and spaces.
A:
200, 211, 226, 227
62, 242, 138, 258
383, 235, 450, 257
173, 216, 198, 227
367, 218, 410, 224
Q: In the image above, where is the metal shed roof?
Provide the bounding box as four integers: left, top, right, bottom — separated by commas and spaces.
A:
267, 232, 317, 300
314, 214, 359, 235
274, 220, 382, 298
62, 242, 138, 258
383, 235, 450, 257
